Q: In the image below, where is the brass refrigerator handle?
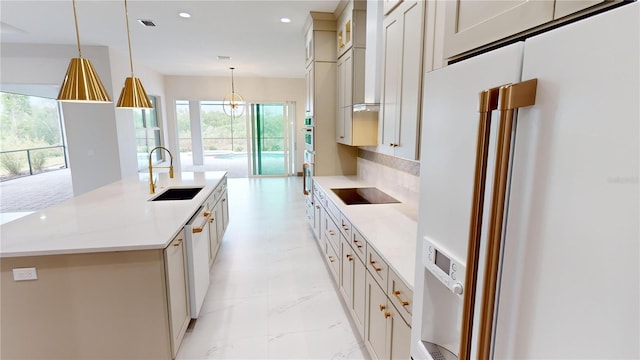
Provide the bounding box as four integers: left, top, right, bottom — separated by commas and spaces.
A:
477, 79, 537, 359
458, 86, 500, 360
302, 163, 310, 195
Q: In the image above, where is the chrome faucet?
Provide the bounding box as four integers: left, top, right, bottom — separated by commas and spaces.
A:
148, 146, 174, 194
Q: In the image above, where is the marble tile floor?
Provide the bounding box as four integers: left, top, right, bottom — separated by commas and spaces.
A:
177, 177, 369, 360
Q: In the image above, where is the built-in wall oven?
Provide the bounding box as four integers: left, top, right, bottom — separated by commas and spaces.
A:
303, 116, 314, 152
303, 116, 315, 196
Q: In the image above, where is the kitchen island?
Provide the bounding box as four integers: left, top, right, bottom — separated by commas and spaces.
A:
0, 171, 227, 359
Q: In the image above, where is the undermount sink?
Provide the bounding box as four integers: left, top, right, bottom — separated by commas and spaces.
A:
150, 187, 204, 201
331, 187, 400, 205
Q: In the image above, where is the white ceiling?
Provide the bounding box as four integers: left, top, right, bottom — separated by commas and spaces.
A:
0, 0, 341, 79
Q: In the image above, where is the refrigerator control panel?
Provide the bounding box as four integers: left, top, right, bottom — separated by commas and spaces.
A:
424, 237, 465, 298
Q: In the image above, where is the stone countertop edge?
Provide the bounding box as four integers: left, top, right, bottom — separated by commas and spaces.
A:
0, 171, 228, 258
312, 176, 417, 290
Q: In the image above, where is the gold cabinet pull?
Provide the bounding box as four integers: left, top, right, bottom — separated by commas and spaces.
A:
192, 210, 211, 233
173, 239, 183, 246
370, 260, 382, 272
353, 239, 363, 249
328, 256, 335, 263
384, 311, 391, 318
393, 290, 410, 306
328, 230, 335, 236
379, 304, 386, 312
209, 218, 215, 224
346, 254, 353, 261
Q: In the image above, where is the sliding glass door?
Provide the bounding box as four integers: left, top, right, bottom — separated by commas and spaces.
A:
175, 100, 293, 178
248, 103, 293, 176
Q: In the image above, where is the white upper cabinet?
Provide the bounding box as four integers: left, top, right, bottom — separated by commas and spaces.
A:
379, 0, 425, 159
337, 48, 377, 146
383, 0, 404, 16
444, 0, 554, 59
337, 0, 367, 58
443, 0, 610, 59
554, 0, 607, 19
336, 1, 377, 147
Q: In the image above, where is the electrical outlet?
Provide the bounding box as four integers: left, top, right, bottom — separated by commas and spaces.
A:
13, 267, 38, 281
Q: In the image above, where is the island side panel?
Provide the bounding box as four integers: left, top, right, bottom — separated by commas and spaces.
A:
1, 249, 172, 359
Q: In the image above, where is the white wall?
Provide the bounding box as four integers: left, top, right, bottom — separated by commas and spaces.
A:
163, 75, 306, 173
108, 47, 167, 179
0, 43, 122, 195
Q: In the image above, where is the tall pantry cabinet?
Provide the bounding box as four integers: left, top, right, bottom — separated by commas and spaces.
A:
304, 12, 357, 176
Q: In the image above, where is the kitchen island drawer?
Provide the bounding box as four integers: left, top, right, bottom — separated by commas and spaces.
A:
388, 268, 413, 325
366, 245, 389, 289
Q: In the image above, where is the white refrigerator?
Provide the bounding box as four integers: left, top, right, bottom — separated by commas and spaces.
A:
411, 3, 639, 359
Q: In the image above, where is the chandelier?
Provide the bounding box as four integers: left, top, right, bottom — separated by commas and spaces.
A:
222, 67, 245, 117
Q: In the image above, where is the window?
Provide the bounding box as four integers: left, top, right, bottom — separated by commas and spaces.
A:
200, 100, 246, 153
176, 100, 192, 167
135, 96, 162, 170
0, 92, 67, 180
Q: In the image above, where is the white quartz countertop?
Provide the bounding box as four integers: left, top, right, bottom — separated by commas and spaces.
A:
313, 176, 417, 289
0, 171, 227, 258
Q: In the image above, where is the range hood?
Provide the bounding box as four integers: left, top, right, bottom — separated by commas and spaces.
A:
353, 103, 380, 112
353, 0, 383, 113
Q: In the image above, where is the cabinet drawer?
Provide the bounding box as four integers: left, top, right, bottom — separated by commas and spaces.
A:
388, 269, 413, 325
324, 213, 340, 253
351, 228, 367, 262
366, 246, 389, 289
326, 236, 340, 283
339, 214, 352, 240
316, 186, 327, 207
326, 198, 341, 225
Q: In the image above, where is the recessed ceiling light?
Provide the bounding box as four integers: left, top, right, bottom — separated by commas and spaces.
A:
217, 55, 231, 60
280, 17, 291, 23
179, 12, 191, 18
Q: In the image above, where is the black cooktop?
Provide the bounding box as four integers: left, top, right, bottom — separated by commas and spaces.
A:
331, 187, 400, 205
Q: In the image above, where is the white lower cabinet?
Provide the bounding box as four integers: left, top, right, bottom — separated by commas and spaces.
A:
340, 235, 366, 337
206, 178, 229, 267
390, 311, 411, 360
365, 271, 411, 360
164, 230, 190, 358
309, 185, 411, 359
366, 271, 390, 359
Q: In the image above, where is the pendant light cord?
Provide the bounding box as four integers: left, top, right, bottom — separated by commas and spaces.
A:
72, 0, 82, 57
230, 67, 236, 94
124, 0, 135, 77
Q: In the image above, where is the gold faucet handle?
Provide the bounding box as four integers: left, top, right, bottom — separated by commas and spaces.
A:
169, 166, 174, 178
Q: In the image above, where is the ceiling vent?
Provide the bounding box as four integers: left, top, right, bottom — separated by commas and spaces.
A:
217, 56, 231, 60
137, 19, 156, 27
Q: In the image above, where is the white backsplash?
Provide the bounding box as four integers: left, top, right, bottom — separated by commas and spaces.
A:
357, 157, 420, 209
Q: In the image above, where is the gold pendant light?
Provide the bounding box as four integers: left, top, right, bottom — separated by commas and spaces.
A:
116, 0, 152, 108
57, 0, 112, 103
223, 67, 245, 117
